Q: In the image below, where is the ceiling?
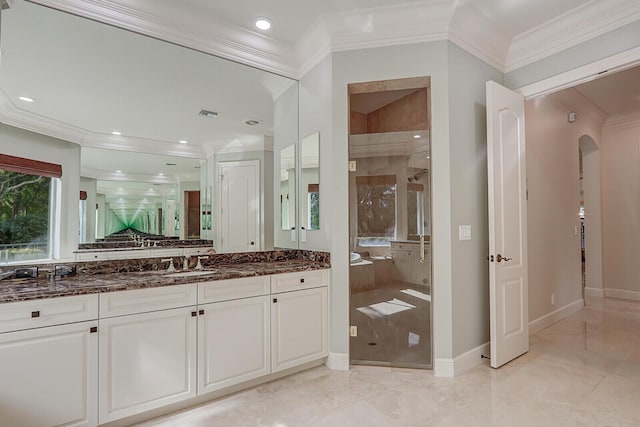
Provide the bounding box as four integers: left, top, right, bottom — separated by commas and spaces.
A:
573, 66, 640, 116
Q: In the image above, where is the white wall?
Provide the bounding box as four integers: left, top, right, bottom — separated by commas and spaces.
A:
0, 123, 80, 260
524, 89, 605, 321
601, 112, 640, 299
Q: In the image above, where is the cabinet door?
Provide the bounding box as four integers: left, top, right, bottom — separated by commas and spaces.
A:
271, 287, 328, 373
0, 321, 98, 427
198, 296, 270, 394
99, 307, 197, 423
392, 250, 413, 283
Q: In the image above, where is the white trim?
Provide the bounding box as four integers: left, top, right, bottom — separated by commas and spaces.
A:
603, 110, 640, 131
325, 352, 349, 371
506, 0, 640, 72
434, 342, 490, 377
528, 299, 584, 335
584, 287, 605, 298
604, 288, 640, 301
518, 46, 640, 99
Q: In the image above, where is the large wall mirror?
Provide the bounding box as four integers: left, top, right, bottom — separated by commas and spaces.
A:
0, 0, 299, 255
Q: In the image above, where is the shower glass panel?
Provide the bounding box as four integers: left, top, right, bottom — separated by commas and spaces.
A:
348, 77, 432, 369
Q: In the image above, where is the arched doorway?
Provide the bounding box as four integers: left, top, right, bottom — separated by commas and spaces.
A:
578, 134, 604, 299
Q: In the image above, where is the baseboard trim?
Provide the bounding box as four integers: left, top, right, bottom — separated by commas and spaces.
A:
529, 298, 584, 335
604, 288, 640, 301
584, 287, 605, 298
434, 341, 489, 377
325, 352, 350, 371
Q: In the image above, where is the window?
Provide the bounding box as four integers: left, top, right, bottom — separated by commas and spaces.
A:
307, 184, 319, 231
0, 154, 61, 263
356, 175, 397, 246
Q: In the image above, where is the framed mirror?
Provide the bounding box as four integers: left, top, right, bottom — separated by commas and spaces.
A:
300, 132, 320, 231
0, 0, 299, 257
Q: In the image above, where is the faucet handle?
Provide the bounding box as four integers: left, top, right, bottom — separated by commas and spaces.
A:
161, 258, 176, 273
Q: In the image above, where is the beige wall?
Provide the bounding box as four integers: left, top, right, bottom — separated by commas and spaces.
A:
524, 89, 605, 321
601, 113, 640, 298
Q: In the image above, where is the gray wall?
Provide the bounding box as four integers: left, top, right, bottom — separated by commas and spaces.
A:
299, 54, 332, 252
447, 43, 503, 356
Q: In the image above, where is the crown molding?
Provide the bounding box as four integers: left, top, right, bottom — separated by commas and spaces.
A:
506, 0, 640, 73
448, 1, 510, 72
28, 0, 299, 78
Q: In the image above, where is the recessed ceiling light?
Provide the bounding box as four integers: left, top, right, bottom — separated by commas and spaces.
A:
413, 134, 421, 139
179, 140, 188, 144
158, 172, 164, 176
115, 170, 122, 173
245, 119, 261, 126
19, 96, 35, 103
111, 131, 122, 136
255, 17, 271, 31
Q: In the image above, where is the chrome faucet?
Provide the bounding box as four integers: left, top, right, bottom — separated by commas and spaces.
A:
195, 256, 208, 271
183, 256, 190, 270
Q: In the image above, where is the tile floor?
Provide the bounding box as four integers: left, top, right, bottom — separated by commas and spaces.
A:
134, 296, 640, 426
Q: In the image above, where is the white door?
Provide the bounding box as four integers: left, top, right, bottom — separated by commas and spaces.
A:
198, 296, 270, 394
0, 321, 98, 427
486, 81, 529, 369
99, 307, 197, 423
219, 160, 260, 252
271, 287, 328, 373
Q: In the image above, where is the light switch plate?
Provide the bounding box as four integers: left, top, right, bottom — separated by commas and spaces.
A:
459, 225, 471, 241
348, 160, 357, 172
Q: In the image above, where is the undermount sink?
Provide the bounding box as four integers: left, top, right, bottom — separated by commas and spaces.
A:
350, 252, 362, 264
165, 270, 219, 278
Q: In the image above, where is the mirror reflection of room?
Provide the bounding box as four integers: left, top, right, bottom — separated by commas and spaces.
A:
301, 132, 320, 232
348, 77, 432, 369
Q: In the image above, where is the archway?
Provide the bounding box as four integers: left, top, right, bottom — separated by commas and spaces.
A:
578, 134, 604, 298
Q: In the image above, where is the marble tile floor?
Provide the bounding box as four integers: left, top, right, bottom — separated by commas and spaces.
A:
133, 296, 640, 426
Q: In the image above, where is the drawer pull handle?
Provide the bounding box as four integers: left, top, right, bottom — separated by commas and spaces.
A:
191, 311, 197, 317
31, 311, 40, 318
90, 326, 98, 333
273, 298, 278, 303
300, 278, 305, 284
199, 309, 205, 315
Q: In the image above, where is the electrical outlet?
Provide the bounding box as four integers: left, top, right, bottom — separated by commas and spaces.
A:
551, 293, 556, 306
349, 325, 358, 337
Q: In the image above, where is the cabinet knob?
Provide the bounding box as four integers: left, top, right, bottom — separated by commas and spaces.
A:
273, 298, 278, 303
191, 311, 197, 317
31, 310, 40, 318
199, 309, 205, 315
300, 278, 305, 284
90, 326, 98, 333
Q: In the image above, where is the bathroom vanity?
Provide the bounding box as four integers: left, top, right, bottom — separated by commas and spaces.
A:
0, 251, 329, 427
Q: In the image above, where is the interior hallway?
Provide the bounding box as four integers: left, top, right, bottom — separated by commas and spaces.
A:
134, 296, 640, 426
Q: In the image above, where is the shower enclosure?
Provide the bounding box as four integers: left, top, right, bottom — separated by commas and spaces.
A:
348, 77, 432, 368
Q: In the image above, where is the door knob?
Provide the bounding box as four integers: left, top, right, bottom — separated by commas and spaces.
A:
496, 254, 512, 262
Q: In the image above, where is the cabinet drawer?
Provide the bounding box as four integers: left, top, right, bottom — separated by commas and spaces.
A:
198, 276, 270, 304
151, 248, 183, 257
390, 242, 419, 252
183, 247, 211, 256
100, 284, 197, 318
271, 269, 329, 294
0, 294, 99, 333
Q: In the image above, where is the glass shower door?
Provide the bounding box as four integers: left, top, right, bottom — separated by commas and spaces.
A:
348, 77, 432, 368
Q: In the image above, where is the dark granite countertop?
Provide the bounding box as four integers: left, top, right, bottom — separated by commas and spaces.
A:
0, 260, 330, 304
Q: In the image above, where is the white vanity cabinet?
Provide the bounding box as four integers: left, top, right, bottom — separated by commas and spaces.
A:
0, 295, 99, 427
271, 270, 329, 373
197, 276, 271, 394
98, 285, 198, 424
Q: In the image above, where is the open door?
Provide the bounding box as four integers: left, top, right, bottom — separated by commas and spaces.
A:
486, 81, 528, 369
